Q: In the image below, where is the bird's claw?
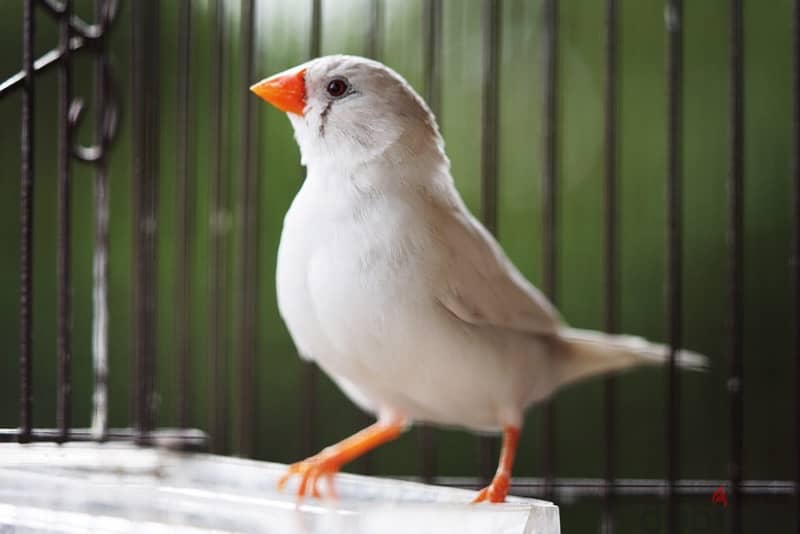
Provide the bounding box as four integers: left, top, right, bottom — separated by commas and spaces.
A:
472, 473, 510, 503
277, 453, 342, 499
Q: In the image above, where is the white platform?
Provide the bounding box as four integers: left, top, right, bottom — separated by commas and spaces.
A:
0, 443, 560, 534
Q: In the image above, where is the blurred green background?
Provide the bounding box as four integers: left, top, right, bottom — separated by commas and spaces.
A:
0, 0, 795, 531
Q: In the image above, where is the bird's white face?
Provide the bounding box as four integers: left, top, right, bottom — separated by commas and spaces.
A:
252, 55, 438, 171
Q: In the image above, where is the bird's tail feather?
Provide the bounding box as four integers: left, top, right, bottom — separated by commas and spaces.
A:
556, 327, 708, 387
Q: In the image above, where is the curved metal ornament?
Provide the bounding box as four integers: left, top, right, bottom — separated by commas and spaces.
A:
0, 0, 120, 443
0, 0, 121, 163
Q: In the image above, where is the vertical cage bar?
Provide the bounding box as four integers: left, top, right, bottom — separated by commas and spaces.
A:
479, 0, 501, 483
236, 0, 259, 458
131, 0, 144, 438
146, 0, 161, 443
602, 0, 619, 531
302, 0, 322, 459
418, 0, 443, 484
175, 0, 193, 430
728, 0, 744, 532
310, 0, 322, 58
665, 0, 683, 530
91, 0, 111, 442
366, 0, 383, 61
132, 0, 159, 444
209, 0, 228, 454
57, 0, 74, 443
541, 0, 559, 499
18, 0, 35, 444
794, 2, 800, 532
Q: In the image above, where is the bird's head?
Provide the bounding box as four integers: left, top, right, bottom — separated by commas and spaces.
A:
251, 55, 443, 172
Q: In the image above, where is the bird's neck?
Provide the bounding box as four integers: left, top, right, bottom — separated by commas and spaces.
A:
304, 129, 451, 193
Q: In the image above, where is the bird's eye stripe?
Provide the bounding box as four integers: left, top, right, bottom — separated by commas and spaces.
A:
318, 100, 333, 138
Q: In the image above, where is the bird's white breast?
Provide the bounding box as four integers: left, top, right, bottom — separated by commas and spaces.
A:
278, 174, 423, 371
277, 171, 549, 430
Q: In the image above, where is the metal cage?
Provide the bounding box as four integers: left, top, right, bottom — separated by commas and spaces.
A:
0, 1, 797, 533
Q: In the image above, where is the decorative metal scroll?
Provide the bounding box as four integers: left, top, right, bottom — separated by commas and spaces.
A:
0, 0, 120, 443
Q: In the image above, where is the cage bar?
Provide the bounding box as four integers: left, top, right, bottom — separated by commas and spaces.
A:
236, 0, 259, 459
130, 0, 144, 441
90, 0, 111, 442
418, 0, 443, 484
481, 0, 500, 235
175, 0, 193, 431
209, 0, 229, 455
478, 0, 501, 484
131, 0, 159, 444
665, 0, 683, 530
1, 3, 798, 529
56, 0, 73, 444
795, 2, 800, 531
427, 476, 797, 499
602, 0, 619, 531
366, 0, 383, 62
146, 0, 161, 444
541, 0, 559, 500
18, 0, 35, 444
0, 25, 103, 98
728, 1, 744, 533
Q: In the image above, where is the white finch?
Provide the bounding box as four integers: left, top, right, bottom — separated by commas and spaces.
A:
250, 55, 706, 503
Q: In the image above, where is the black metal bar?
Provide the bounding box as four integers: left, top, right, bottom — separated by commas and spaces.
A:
728, 3, 744, 534
413, 477, 798, 499
39, 0, 105, 41
301, 0, 322, 459
1, 2, 118, 97
147, 1, 160, 428
131, 0, 158, 444
0, 37, 89, 98
541, 0, 559, 500
310, 0, 321, 58
795, 3, 800, 532
18, 0, 35, 444
479, 0, 501, 484
0, 428, 207, 450
90, 0, 111, 443
481, 0, 500, 235
56, 0, 73, 445
131, 0, 144, 440
144, 0, 160, 444
602, 0, 619, 531
209, 0, 228, 454
418, 0, 443, 484
175, 0, 193, 430
665, 0, 683, 530
794, 3, 800, 532
236, 0, 258, 459
366, 0, 383, 60
56, 0, 74, 445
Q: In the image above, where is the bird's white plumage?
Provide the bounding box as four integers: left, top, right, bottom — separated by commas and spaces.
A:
274, 55, 706, 433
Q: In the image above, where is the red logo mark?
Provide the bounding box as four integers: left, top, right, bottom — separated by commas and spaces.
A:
711, 485, 728, 508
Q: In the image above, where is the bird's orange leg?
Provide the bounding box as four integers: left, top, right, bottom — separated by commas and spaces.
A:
278, 420, 405, 499
472, 426, 520, 503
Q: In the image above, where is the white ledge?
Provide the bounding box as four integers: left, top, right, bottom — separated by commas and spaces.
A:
0, 443, 560, 534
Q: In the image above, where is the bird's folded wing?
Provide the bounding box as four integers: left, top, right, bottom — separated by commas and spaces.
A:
435, 207, 562, 336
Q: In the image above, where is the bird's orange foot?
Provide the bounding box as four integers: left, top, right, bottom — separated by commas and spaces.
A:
472, 473, 510, 503
277, 453, 343, 499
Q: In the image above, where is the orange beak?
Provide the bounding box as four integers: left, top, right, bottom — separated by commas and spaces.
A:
250, 68, 307, 116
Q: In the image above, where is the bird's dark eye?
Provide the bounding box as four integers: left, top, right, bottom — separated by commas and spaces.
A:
326, 78, 349, 98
